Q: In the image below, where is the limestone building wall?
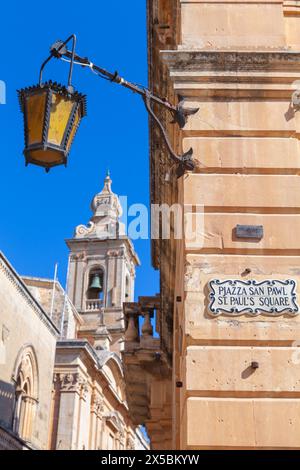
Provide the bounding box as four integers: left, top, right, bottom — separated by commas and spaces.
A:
0, 253, 58, 450
146, 0, 300, 450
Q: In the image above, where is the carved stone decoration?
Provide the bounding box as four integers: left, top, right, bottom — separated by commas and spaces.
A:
70, 252, 86, 261
52, 373, 60, 392
117, 430, 125, 446
59, 373, 76, 391
75, 221, 95, 238
127, 436, 135, 450
57, 372, 89, 397
93, 397, 105, 417
81, 382, 89, 400
91, 393, 104, 418
95, 196, 111, 206
104, 411, 124, 434
107, 250, 119, 258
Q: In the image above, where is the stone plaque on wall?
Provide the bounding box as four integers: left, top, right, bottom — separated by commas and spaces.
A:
208, 279, 299, 316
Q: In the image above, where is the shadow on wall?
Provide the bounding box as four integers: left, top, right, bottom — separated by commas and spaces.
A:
0, 379, 15, 430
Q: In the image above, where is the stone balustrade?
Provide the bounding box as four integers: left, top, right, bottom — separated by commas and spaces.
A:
124, 306, 154, 343
85, 299, 102, 312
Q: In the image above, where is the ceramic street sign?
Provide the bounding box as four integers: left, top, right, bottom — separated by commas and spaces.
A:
209, 279, 299, 316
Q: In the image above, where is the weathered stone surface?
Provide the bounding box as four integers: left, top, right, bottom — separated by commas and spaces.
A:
186, 397, 300, 448
0, 253, 58, 450
147, 0, 300, 451
185, 346, 300, 392
181, 2, 285, 49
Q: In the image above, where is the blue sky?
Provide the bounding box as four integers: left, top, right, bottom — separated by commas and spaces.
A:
0, 1, 159, 298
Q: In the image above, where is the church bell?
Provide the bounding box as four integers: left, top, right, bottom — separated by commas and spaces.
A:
89, 273, 103, 295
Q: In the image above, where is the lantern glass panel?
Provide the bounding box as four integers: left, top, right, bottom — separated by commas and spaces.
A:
67, 107, 80, 151
26, 92, 47, 145
48, 92, 75, 146
18, 82, 87, 170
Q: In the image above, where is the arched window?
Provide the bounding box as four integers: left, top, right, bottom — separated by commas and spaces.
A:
13, 347, 38, 442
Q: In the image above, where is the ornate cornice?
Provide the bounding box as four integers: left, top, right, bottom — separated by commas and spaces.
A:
65, 237, 140, 267
162, 50, 300, 73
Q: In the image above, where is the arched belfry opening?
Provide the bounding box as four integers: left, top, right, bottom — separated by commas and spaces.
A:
87, 268, 104, 301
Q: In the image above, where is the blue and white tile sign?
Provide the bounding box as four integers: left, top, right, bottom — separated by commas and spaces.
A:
209, 279, 299, 316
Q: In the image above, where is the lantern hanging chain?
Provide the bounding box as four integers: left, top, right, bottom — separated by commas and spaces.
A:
49, 39, 199, 174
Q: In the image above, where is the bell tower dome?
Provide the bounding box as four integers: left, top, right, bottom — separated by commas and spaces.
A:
66, 172, 140, 355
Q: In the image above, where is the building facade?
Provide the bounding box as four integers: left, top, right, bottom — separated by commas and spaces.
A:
123, 0, 300, 450
0, 253, 58, 450
0, 175, 148, 450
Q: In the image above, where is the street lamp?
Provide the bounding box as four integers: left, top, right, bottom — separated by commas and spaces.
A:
18, 34, 198, 175
18, 36, 87, 172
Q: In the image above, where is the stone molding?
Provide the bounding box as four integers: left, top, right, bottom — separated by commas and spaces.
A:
162, 50, 300, 72
0, 425, 31, 450
283, 0, 300, 15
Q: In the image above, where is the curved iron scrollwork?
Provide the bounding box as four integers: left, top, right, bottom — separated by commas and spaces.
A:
143, 91, 195, 177
43, 35, 199, 177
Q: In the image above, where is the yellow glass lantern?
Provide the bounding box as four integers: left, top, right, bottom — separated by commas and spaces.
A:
18, 81, 87, 171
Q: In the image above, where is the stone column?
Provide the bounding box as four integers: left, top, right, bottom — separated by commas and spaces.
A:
54, 373, 86, 450
67, 254, 86, 311
89, 393, 104, 450
106, 251, 116, 307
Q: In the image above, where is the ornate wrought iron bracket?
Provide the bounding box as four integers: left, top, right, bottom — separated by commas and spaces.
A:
143, 91, 195, 177
44, 35, 199, 176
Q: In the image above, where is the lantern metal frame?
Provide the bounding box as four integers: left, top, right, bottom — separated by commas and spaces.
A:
18, 82, 87, 171
39, 34, 77, 93
18, 35, 87, 171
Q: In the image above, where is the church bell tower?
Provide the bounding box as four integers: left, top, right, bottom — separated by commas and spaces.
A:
66, 172, 140, 355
